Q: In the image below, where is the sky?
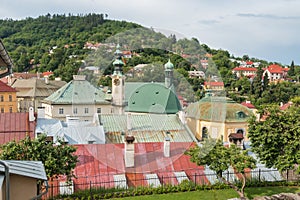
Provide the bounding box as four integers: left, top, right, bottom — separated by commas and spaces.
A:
1, 0, 300, 65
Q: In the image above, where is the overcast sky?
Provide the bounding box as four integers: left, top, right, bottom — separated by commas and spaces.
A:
1, 0, 300, 65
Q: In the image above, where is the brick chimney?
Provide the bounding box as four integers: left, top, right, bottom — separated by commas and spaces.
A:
124, 135, 135, 168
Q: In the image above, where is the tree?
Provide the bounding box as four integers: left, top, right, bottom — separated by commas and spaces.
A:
252, 65, 264, 99
185, 139, 256, 199
248, 105, 300, 174
0, 135, 78, 179
288, 60, 295, 77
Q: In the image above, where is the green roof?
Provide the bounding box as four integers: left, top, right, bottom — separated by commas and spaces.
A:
43, 78, 110, 104
185, 96, 253, 122
124, 82, 164, 102
127, 83, 181, 114
164, 59, 174, 69
100, 113, 196, 143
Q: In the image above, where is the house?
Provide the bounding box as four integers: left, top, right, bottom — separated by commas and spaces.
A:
11, 78, 66, 112
263, 64, 289, 82
203, 81, 224, 91
41, 75, 113, 121
241, 100, 257, 114
0, 112, 35, 145
188, 70, 205, 79
0, 81, 17, 113
232, 67, 257, 78
185, 96, 253, 143
0, 160, 47, 200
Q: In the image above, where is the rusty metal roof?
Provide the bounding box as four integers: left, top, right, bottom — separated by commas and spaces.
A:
0, 113, 35, 144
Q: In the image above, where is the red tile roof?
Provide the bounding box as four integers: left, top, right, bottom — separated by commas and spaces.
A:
233, 67, 257, 71
246, 61, 253, 65
0, 81, 16, 92
280, 102, 293, 110
241, 101, 256, 109
0, 113, 35, 144
42, 71, 53, 76
266, 64, 289, 74
204, 81, 224, 86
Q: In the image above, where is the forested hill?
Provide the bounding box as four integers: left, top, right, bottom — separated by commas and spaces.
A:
0, 13, 141, 72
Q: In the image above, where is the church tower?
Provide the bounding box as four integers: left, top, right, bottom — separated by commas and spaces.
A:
164, 59, 174, 89
112, 44, 125, 111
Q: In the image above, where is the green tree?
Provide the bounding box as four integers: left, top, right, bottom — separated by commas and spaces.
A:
252, 65, 264, 99
288, 60, 295, 77
0, 135, 78, 179
248, 105, 300, 173
185, 139, 256, 198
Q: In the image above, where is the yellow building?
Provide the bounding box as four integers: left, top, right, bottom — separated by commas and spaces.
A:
185, 96, 253, 144
0, 81, 17, 113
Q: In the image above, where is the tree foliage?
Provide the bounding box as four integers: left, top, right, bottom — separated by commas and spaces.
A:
185, 139, 256, 198
0, 135, 78, 178
248, 105, 300, 173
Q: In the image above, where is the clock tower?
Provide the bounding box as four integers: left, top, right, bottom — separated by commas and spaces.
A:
112, 44, 125, 112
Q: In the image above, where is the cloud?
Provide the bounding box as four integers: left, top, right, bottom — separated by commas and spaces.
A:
198, 19, 219, 25
237, 13, 300, 20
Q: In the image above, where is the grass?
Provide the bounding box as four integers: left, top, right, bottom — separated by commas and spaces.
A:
113, 186, 300, 200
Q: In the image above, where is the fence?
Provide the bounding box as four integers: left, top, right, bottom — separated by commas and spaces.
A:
43, 169, 300, 199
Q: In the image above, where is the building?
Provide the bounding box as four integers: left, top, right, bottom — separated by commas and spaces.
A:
11, 78, 66, 112
188, 70, 205, 79
203, 81, 224, 91
232, 67, 257, 78
0, 160, 47, 200
185, 96, 253, 143
41, 75, 113, 121
263, 64, 289, 82
0, 81, 17, 113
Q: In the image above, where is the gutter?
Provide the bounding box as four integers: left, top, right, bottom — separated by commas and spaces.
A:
0, 161, 10, 200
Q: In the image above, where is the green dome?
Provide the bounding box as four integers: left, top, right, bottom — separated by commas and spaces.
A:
164, 59, 174, 69
127, 83, 181, 114
185, 96, 253, 122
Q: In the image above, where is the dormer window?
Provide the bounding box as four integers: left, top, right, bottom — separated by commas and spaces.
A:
236, 111, 246, 119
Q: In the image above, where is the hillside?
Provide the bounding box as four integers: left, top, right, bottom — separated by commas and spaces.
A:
0, 13, 141, 72
0, 13, 298, 105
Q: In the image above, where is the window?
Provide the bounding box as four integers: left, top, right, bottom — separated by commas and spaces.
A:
97, 108, 101, 114
9, 107, 12, 113
73, 107, 78, 114
8, 95, 12, 102
59, 108, 64, 114
0, 107, 4, 113
0, 95, 3, 102
84, 108, 89, 114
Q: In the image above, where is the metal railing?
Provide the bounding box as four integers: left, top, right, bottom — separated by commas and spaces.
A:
42, 169, 300, 199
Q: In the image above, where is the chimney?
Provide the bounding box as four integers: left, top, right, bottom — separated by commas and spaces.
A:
29, 107, 36, 122
45, 76, 49, 84
37, 107, 45, 118
124, 135, 135, 168
127, 113, 132, 131
164, 136, 170, 157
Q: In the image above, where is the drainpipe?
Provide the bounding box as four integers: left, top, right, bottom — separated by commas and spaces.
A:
0, 161, 10, 200
31, 180, 49, 200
